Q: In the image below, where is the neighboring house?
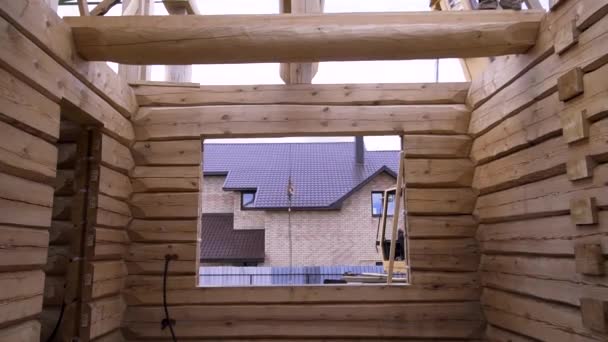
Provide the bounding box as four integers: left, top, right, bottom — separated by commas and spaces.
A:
201, 140, 402, 267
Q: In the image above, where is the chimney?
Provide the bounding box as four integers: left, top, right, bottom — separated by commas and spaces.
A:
355, 136, 365, 165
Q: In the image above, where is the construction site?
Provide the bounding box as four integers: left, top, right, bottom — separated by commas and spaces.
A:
1, 0, 608, 340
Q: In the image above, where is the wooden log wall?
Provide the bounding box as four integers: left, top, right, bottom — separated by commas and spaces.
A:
0, 1, 137, 340
467, 0, 608, 340
122, 80, 483, 340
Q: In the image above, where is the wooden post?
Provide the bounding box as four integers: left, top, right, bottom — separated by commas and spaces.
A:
118, 0, 153, 82
387, 151, 405, 284
280, 0, 324, 84
163, 1, 193, 83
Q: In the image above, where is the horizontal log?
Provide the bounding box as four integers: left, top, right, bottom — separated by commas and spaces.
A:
99, 165, 133, 200
124, 271, 479, 305
0, 198, 53, 228
0, 225, 48, 271
0, 320, 41, 341
482, 271, 608, 308
485, 324, 536, 342
481, 254, 608, 287
130, 166, 200, 178
0, 16, 134, 143
128, 219, 198, 242
64, 11, 542, 64
49, 220, 75, 245
482, 288, 602, 341
408, 215, 478, 239
101, 134, 134, 174
133, 105, 471, 140
404, 135, 471, 159
0, 270, 44, 325
0, 0, 137, 118
44, 245, 71, 275
478, 213, 608, 256
405, 159, 474, 188
86, 260, 128, 300
475, 162, 608, 223
93, 227, 129, 260
129, 192, 199, 219
131, 177, 199, 193
96, 208, 131, 229
0, 120, 57, 184
54, 170, 75, 196
97, 194, 131, 217
408, 188, 476, 215
0, 67, 60, 141
83, 295, 126, 340
132, 140, 201, 165
134, 82, 470, 107
468, 11, 608, 136
0, 172, 54, 208
411, 239, 479, 272
123, 303, 482, 339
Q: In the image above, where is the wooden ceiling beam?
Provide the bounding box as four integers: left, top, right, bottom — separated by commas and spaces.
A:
64, 10, 544, 64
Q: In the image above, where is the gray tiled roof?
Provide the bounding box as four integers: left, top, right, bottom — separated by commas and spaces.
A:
200, 213, 265, 262
203, 142, 399, 209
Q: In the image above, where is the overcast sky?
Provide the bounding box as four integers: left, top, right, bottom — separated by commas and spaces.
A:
59, 0, 549, 150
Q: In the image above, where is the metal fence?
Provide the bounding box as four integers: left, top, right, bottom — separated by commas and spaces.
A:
199, 265, 384, 286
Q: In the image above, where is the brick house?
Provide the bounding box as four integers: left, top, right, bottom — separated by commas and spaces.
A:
201, 139, 402, 267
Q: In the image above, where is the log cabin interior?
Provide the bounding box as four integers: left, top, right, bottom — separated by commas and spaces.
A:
0, 0, 607, 341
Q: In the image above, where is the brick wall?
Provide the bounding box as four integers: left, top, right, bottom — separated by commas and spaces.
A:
202, 173, 403, 266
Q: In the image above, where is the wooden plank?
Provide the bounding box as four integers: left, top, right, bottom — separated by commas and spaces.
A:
473, 117, 608, 194
97, 194, 131, 217
128, 219, 197, 242
475, 163, 608, 223
478, 213, 608, 256
0, 225, 48, 271
0, 16, 134, 143
96, 208, 131, 229
0, 120, 57, 184
129, 193, 199, 219
99, 166, 132, 200
408, 188, 475, 215
0, 198, 52, 228
470, 61, 608, 165
0, 0, 138, 118
125, 271, 479, 305
101, 134, 134, 174
0, 270, 44, 325
132, 140, 201, 165
134, 82, 470, 107
576, 0, 608, 30
133, 105, 471, 140
126, 259, 196, 275
123, 303, 482, 339
468, 11, 608, 136
131, 177, 199, 193
483, 290, 602, 342
466, 0, 603, 108
64, 11, 543, 64
408, 215, 477, 239
404, 135, 471, 159
554, 19, 580, 55
0, 66, 60, 141
0, 320, 41, 341
130, 166, 200, 178
127, 243, 196, 263
0, 172, 54, 207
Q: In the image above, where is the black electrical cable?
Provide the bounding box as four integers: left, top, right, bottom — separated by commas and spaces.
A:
46, 299, 67, 342
162, 254, 178, 342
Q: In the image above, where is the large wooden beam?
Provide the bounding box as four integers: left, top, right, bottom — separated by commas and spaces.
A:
64, 10, 544, 64
132, 104, 470, 140
133, 82, 470, 106
163, 0, 192, 83
280, 0, 324, 84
